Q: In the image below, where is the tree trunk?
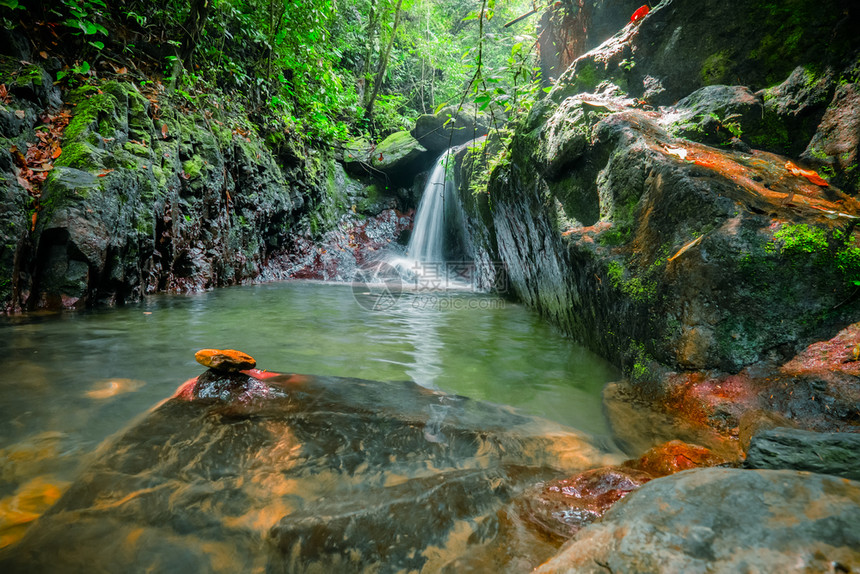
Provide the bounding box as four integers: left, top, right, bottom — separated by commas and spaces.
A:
180, 0, 211, 71
363, 0, 404, 123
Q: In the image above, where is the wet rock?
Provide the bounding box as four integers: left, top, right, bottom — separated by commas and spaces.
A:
491, 94, 860, 376
0, 373, 620, 573
667, 85, 763, 147
745, 427, 860, 481
411, 105, 490, 153
514, 466, 653, 542
802, 82, 860, 193
535, 468, 860, 573
738, 408, 797, 452
624, 439, 727, 477
549, 0, 859, 107
194, 348, 256, 372
0, 476, 68, 550
370, 130, 431, 185
278, 208, 412, 282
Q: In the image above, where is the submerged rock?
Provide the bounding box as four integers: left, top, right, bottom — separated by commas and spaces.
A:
193, 348, 256, 372
514, 466, 653, 542
0, 372, 620, 573
535, 468, 860, 573
510, 440, 725, 544
745, 427, 860, 481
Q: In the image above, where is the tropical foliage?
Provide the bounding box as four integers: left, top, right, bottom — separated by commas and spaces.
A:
1, 0, 542, 144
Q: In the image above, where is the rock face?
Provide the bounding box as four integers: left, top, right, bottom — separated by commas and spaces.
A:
491, 86, 860, 375
745, 427, 860, 480
469, 0, 860, 385
0, 64, 399, 311
0, 372, 620, 573
535, 468, 860, 573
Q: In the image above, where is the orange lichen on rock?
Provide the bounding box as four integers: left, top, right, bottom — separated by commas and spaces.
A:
194, 349, 256, 372
516, 439, 725, 542
625, 439, 728, 477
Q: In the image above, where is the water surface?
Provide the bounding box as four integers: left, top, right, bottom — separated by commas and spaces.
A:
0, 281, 618, 492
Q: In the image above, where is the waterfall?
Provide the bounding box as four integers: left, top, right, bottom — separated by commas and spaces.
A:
406, 150, 456, 264
389, 147, 472, 290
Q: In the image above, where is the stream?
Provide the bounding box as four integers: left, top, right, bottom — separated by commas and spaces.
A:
0, 281, 619, 495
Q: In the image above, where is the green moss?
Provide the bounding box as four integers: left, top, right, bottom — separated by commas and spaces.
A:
123, 141, 149, 157
770, 223, 860, 283
606, 260, 657, 302
575, 62, 599, 91
64, 88, 120, 143
701, 51, 731, 85
182, 157, 205, 179
15, 65, 43, 87
54, 141, 104, 170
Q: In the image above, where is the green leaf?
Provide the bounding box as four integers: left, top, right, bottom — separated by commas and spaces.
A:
0, 0, 20, 9
88, 41, 104, 50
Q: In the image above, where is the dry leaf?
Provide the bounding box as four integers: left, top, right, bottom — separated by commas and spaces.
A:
30, 212, 37, 231
664, 146, 688, 160
668, 235, 704, 262
117, 67, 127, 75
39, 51, 48, 59
161, 124, 168, 139
785, 161, 828, 187
14, 110, 25, 119
51, 147, 62, 159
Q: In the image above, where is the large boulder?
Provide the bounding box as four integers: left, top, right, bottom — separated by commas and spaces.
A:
535, 468, 860, 573
490, 85, 860, 375
369, 130, 432, 186
410, 105, 490, 153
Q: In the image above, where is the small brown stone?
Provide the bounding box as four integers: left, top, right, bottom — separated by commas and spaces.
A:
194, 349, 256, 373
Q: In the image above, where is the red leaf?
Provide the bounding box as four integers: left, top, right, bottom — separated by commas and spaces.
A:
97, 169, 114, 177
631, 5, 650, 22
161, 124, 168, 139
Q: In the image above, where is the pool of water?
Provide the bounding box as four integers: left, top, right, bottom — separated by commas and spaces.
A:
0, 281, 618, 492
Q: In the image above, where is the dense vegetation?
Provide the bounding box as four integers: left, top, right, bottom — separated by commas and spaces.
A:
1, 0, 545, 145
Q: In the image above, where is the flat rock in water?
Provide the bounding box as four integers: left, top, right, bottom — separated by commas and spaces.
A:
0, 373, 619, 573
745, 427, 860, 481
194, 348, 256, 372
535, 468, 860, 574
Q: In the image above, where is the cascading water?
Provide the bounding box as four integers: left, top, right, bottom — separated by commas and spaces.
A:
392, 148, 470, 288
406, 149, 456, 264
